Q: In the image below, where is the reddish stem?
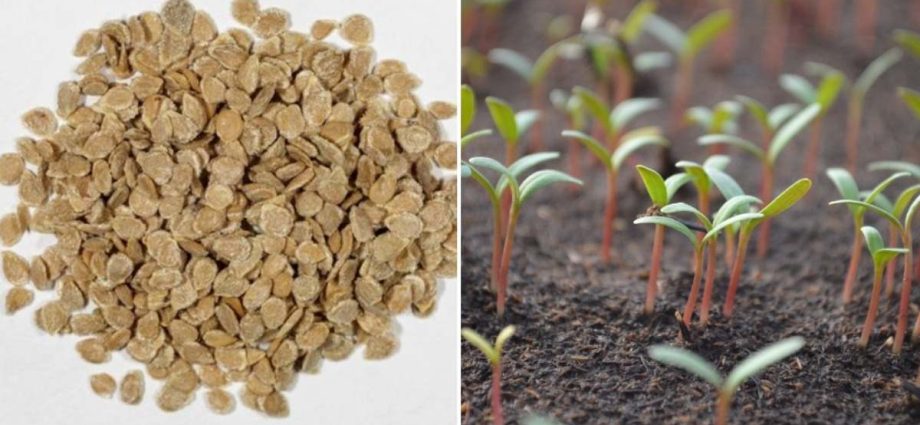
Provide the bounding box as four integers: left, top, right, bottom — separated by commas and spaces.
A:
671, 59, 694, 133
496, 210, 519, 317
490, 363, 504, 425
843, 223, 864, 304
756, 165, 775, 259
613, 66, 634, 106
724, 229, 736, 268
716, 391, 731, 425
845, 100, 863, 173
490, 206, 503, 292
462, 6, 478, 45
711, 0, 740, 71
567, 118, 583, 182
894, 237, 913, 354
816, 0, 840, 39
530, 82, 545, 152
762, 0, 788, 76
682, 248, 705, 327
700, 240, 719, 326
803, 118, 824, 182
859, 268, 884, 347
885, 225, 899, 299
500, 143, 518, 235
645, 224, 665, 314
856, 0, 878, 54
601, 171, 619, 263
723, 230, 752, 318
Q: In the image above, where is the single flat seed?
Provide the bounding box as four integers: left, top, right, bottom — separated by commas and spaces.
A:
120, 370, 145, 405
90, 373, 117, 398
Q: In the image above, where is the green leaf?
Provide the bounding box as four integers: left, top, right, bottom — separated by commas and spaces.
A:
461, 85, 476, 135
621, 0, 657, 43
723, 337, 805, 394
854, 48, 903, 96
898, 87, 920, 121
814, 72, 846, 112
461, 162, 500, 207
612, 131, 669, 171
826, 168, 860, 208
461, 328, 499, 365
705, 166, 745, 200
712, 195, 763, 226
460, 129, 493, 149
519, 170, 582, 204
876, 248, 910, 267
637, 165, 669, 207
768, 103, 821, 164
703, 155, 731, 170
868, 161, 920, 178
516, 110, 541, 138
894, 29, 920, 59
644, 14, 687, 55
830, 200, 902, 230
684, 9, 732, 59
711, 101, 741, 133
561, 130, 612, 169
497, 152, 562, 194
574, 87, 613, 137
665, 173, 692, 200
893, 185, 920, 219
494, 325, 516, 359
648, 345, 722, 388
469, 156, 512, 177
904, 190, 920, 229
661, 202, 712, 229
860, 225, 907, 267
767, 103, 802, 130
611, 98, 662, 131
865, 172, 910, 204
634, 216, 698, 246
736, 95, 770, 132
779, 74, 816, 103
759, 179, 812, 219
704, 212, 763, 243
873, 193, 895, 214
698, 134, 765, 161
675, 160, 711, 194
685, 106, 713, 129
634, 51, 672, 72
531, 43, 562, 83
486, 97, 519, 144
488, 48, 534, 81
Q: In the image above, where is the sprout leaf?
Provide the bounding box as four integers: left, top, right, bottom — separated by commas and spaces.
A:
637, 165, 669, 207
648, 345, 723, 387
723, 337, 805, 394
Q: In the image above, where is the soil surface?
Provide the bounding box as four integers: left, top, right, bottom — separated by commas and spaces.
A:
462, 1, 920, 424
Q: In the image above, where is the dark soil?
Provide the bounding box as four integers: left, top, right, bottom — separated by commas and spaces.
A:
462, 1, 920, 424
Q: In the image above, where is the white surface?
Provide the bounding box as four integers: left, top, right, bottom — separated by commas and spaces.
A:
0, 1, 459, 425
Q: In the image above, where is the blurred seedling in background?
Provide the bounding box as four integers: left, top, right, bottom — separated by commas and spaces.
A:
462, 326, 516, 425
855, 226, 908, 348
778, 69, 845, 180
486, 96, 540, 233
550, 89, 587, 180
461, 85, 492, 149
685, 100, 741, 156
648, 337, 805, 425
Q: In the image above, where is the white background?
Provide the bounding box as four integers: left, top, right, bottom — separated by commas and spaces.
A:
0, 1, 458, 425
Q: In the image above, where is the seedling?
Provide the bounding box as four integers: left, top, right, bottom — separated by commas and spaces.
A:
762, 0, 788, 75
685, 101, 741, 155
833, 48, 902, 172
648, 337, 805, 425
549, 89, 586, 179
462, 152, 560, 293
858, 226, 907, 347
562, 122, 667, 263
826, 169, 905, 304
778, 70, 845, 180
467, 157, 582, 315
462, 47, 490, 82
488, 42, 563, 151
722, 179, 812, 317
486, 96, 540, 232
699, 104, 820, 259
572, 85, 661, 149
641, 196, 761, 326
462, 326, 516, 425
645, 9, 733, 130
829, 172, 920, 353
461, 85, 492, 148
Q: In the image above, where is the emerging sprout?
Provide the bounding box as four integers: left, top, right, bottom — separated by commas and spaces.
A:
549, 89, 586, 180
778, 69, 845, 180
833, 48, 903, 172
856, 226, 908, 348
699, 104, 820, 259
645, 9, 733, 129
488, 42, 563, 150
461, 85, 492, 148
648, 337, 805, 425
462, 152, 560, 294
562, 105, 667, 262
467, 156, 582, 315
462, 326, 516, 425
486, 96, 541, 235
829, 172, 920, 353
638, 197, 762, 326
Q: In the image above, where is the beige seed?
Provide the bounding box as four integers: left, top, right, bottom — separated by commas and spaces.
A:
311, 19, 337, 40
365, 332, 398, 360
76, 338, 110, 364
157, 386, 193, 412
73, 30, 101, 57
120, 371, 145, 405
2, 251, 29, 286
275, 105, 306, 140
0, 213, 24, 247
21, 108, 57, 137
162, 0, 196, 34
90, 373, 117, 398
5, 287, 33, 315
339, 14, 374, 46
260, 391, 289, 418
0, 154, 25, 185
206, 388, 236, 415
214, 109, 244, 141
231, 0, 260, 26
252, 8, 290, 39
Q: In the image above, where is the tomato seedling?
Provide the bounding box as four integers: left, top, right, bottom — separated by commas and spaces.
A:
462, 325, 516, 425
